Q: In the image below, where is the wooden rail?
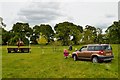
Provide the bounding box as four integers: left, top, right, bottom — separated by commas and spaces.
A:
7, 48, 31, 53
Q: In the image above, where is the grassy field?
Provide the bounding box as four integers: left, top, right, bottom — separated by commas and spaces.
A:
2, 44, 119, 78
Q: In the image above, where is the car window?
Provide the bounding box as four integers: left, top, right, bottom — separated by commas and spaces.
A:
94, 46, 102, 51
94, 45, 112, 51
102, 45, 112, 50
88, 46, 95, 51
79, 46, 87, 51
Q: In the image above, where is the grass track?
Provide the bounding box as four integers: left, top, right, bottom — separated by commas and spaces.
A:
2, 44, 119, 78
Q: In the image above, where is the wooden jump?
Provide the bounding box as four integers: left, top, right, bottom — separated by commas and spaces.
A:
7, 48, 31, 53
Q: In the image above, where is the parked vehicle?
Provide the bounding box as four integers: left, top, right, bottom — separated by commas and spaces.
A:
72, 44, 114, 63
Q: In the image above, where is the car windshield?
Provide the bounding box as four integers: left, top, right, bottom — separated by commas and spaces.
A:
79, 46, 87, 51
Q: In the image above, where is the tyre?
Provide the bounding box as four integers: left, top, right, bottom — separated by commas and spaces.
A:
8, 51, 11, 53
73, 55, 77, 61
92, 57, 98, 63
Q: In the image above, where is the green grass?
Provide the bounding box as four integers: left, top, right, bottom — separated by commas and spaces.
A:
2, 44, 119, 78
0, 34, 1, 79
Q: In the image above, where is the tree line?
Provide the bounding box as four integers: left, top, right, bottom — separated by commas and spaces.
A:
1, 21, 120, 46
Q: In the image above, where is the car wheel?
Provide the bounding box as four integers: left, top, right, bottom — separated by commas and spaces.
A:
8, 51, 11, 53
73, 55, 77, 61
92, 57, 98, 63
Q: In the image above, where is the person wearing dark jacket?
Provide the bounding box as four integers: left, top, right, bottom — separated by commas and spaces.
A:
69, 45, 72, 51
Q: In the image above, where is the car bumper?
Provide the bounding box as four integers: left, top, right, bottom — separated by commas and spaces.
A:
98, 56, 114, 61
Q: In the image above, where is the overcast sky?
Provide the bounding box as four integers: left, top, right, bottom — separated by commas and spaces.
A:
0, 0, 118, 33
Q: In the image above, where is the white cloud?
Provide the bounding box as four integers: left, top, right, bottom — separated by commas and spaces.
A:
17, 2, 63, 25
60, 2, 118, 29
0, 1, 118, 31
0, 0, 119, 2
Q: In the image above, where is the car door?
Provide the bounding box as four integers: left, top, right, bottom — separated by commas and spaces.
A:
86, 46, 95, 58
77, 46, 87, 58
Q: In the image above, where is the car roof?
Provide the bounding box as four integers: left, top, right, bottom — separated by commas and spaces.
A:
84, 44, 109, 46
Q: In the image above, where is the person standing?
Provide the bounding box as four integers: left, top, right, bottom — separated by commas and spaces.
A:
69, 45, 72, 51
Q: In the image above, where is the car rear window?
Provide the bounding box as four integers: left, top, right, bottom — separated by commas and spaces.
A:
88, 45, 112, 51
102, 45, 112, 50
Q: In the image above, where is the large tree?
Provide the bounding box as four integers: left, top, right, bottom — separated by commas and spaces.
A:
0, 17, 6, 44
96, 28, 104, 43
105, 21, 120, 44
9, 22, 33, 45
33, 24, 54, 44
54, 21, 83, 45
12, 22, 33, 36
2, 28, 8, 45
82, 25, 97, 44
